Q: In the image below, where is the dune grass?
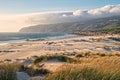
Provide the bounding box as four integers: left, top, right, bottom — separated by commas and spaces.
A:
45, 57, 120, 80
24, 67, 50, 76
0, 63, 21, 80
0, 53, 119, 80
33, 54, 77, 65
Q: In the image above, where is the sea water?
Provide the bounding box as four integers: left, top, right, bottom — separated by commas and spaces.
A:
0, 33, 75, 44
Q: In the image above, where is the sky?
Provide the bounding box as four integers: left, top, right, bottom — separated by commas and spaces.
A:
0, 0, 120, 32
0, 0, 120, 14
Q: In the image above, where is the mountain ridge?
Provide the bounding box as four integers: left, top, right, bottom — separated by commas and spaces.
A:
19, 16, 120, 33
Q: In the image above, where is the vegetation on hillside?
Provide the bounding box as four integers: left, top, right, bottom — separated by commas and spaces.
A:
99, 23, 120, 34
73, 23, 120, 35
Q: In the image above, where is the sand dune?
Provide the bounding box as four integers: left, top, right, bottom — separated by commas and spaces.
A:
0, 35, 119, 60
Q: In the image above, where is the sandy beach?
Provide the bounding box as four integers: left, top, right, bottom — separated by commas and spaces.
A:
0, 35, 119, 60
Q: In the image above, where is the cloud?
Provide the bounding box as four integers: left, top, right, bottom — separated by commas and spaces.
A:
73, 10, 84, 16
0, 4, 120, 32
73, 4, 120, 17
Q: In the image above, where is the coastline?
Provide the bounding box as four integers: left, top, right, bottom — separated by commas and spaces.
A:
0, 33, 76, 45
0, 33, 79, 45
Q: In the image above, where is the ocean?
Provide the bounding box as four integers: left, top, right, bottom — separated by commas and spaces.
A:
0, 33, 74, 44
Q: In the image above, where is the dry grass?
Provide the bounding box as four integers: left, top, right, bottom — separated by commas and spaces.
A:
45, 57, 120, 80
0, 53, 120, 80
0, 63, 21, 80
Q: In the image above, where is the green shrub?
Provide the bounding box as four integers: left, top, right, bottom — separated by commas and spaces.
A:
115, 53, 120, 56
75, 54, 84, 58
99, 53, 106, 57
84, 52, 91, 57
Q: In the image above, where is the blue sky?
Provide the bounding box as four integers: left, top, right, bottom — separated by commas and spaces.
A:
0, 0, 120, 14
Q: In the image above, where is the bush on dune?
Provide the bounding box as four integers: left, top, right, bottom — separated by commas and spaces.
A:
33, 54, 77, 65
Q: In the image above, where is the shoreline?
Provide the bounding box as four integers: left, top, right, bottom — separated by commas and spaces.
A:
0, 33, 76, 45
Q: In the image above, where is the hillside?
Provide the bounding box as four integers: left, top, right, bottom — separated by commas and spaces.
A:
19, 16, 120, 33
